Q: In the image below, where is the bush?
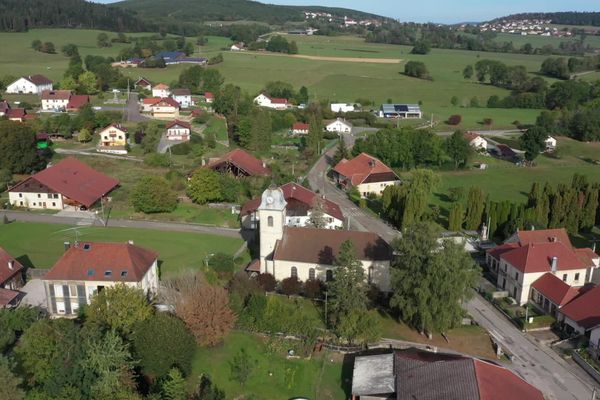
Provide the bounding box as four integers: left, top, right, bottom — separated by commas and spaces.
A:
257, 273, 276, 292
170, 141, 192, 155
208, 253, 235, 275
447, 115, 462, 125
144, 153, 170, 167
280, 277, 301, 296
194, 113, 210, 124
131, 176, 178, 214
303, 279, 323, 299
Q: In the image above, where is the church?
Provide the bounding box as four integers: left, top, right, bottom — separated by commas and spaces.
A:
248, 186, 393, 291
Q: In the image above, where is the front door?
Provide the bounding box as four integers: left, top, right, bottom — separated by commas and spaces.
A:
502, 278, 506, 290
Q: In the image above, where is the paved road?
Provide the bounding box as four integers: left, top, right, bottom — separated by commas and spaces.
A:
55, 148, 143, 162
1, 210, 242, 239
307, 131, 400, 243
467, 293, 595, 400
125, 92, 149, 122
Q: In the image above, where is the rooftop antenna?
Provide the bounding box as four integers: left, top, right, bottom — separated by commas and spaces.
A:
52, 226, 89, 245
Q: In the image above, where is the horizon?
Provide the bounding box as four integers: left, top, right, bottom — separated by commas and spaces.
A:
94, 0, 599, 23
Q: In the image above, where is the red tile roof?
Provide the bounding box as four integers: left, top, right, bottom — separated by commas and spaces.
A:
502, 242, 588, 274
25, 74, 52, 86
143, 97, 162, 105
206, 148, 271, 177
241, 182, 344, 221
464, 132, 481, 142
9, 157, 119, 208
171, 88, 191, 96
154, 97, 180, 108
204, 92, 214, 99
273, 226, 391, 264
0, 100, 10, 113
532, 273, 582, 306
66, 95, 90, 110
153, 83, 169, 90
135, 77, 151, 86
166, 119, 191, 130
333, 153, 399, 186
515, 228, 572, 247
0, 288, 20, 307
6, 108, 26, 120
292, 122, 309, 131
41, 90, 71, 100
270, 97, 288, 104
473, 359, 545, 400
0, 247, 24, 286
559, 284, 600, 329
575, 248, 599, 265
45, 242, 158, 282
486, 242, 520, 260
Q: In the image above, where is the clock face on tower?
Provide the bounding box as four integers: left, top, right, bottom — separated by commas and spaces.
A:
266, 196, 274, 205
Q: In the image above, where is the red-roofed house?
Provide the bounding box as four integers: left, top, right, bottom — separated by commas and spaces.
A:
204, 148, 271, 178
254, 93, 289, 110
150, 97, 180, 119
135, 77, 152, 91
333, 153, 400, 197
8, 157, 119, 210
165, 120, 191, 141
66, 95, 90, 111
291, 122, 309, 135
141, 97, 161, 112
0, 100, 10, 117
241, 182, 344, 230
6, 75, 53, 94
0, 247, 24, 308
464, 132, 488, 150
204, 92, 214, 103
558, 284, 600, 337
486, 228, 599, 306
6, 108, 29, 122
97, 124, 128, 154
43, 241, 159, 316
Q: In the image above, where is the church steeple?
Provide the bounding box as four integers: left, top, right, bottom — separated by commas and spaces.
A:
258, 185, 287, 271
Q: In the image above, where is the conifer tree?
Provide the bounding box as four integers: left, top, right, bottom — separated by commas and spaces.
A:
448, 202, 464, 231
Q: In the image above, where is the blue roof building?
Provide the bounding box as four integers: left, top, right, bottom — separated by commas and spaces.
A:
379, 104, 422, 119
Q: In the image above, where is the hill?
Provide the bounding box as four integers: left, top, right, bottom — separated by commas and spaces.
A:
113, 0, 384, 25
0, 0, 148, 32
491, 12, 600, 27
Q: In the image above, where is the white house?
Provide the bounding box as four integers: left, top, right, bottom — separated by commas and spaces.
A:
165, 120, 191, 141
249, 186, 392, 291
240, 182, 344, 230
254, 93, 289, 110
6, 75, 53, 94
43, 241, 159, 317
330, 103, 355, 113
325, 118, 353, 133
171, 88, 194, 108
545, 136, 557, 151
290, 122, 310, 135
152, 83, 171, 98
204, 92, 214, 103
464, 132, 488, 151
230, 42, 245, 51
41, 90, 72, 112
332, 152, 401, 198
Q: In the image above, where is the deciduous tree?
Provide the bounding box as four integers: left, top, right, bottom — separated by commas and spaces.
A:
131, 176, 178, 213
187, 168, 222, 204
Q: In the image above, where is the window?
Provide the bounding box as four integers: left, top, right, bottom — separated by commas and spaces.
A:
54, 284, 63, 297
120, 270, 128, 278
575, 273, 580, 281
18, 193, 22, 198
52, 202, 56, 207
368, 267, 374, 283
37, 194, 41, 198
308, 268, 315, 280
291, 266, 298, 278
69, 285, 78, 297
104, 270, 112, 277
19, 201, 23, 206
515, 271, 519, 281
83, 243, 91, 250
267, 216, 274, 227
326, 270, 333, 282
562, 274, 567, 282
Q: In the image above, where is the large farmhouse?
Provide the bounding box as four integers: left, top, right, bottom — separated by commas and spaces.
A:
204, 148, 271, 178
6, 75, 53, 94
249, 186, 392, 291
254, 93, 289, 110
8, 157, 119, 211
333, 153, 401, 197
241, 182, 344, 230
43, 241, 159, 317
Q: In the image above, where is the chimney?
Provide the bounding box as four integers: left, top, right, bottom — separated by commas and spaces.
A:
128, 240, 134, 245
593, 243, 597, 253
530, 225, 535, 231
7, 260, 14, 270
551, 256, 558, 273
262, 162, 266, 168
551, 236, 557, 243
201, 159, 206, 166
64, 241, 71, 252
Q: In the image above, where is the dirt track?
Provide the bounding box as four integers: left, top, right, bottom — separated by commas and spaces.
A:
239, 51, 402, 64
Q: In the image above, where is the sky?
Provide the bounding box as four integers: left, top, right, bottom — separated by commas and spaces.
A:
96, 0, 598, 23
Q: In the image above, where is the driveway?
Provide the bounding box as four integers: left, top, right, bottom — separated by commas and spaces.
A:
125, 92, 149, 122
467, 293, 595, 400
19, 279, 47, 310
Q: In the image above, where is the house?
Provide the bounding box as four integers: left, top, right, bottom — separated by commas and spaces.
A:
0, 247, 24, 308
351, 349, 544, 400
6, 108, 33, 122
171, 88, 194, 108
0, 100, 10, 116
333, 153, 401, 197
331, 103, 355, 113
165, 120, 191, 141
464, 132, 488, 150
41, 90, 72, 112
230, 42, 245, 51
150, 98, 180, 119
379, 104, 422, 119
250, 186, 392, 291
557, 284, 600, 337
325, 118, 353, 133
254, 93, 289, 110
545, 136, 557, 151
134, 77, 152, 91
8, 157, 119, 211
240, 182, 344, 230
6, 75, 53, 94
204, 148, 271, 178
97, 124, 128, 155
486, 228, 599, 306
66, 95, 90, 112
154, 51, 185, 64
494, 144, 518, 160
141, 97, 161, 112
290, 122, 310, 135
204, 92, 214, 103
43, 241, 159, 317
152, 83, 171, 98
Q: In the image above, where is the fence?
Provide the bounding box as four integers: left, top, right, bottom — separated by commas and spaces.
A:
573, 350, 600, 385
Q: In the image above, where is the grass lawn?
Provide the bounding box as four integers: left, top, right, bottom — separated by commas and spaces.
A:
192, 331, 347, 400
0, 221, 243, 277
203, 116, 229, 142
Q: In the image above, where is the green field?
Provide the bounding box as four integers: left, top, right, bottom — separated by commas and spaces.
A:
0, 221, 243, 276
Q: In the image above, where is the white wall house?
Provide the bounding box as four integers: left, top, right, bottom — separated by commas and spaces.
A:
43, 242, 159, 317
6, 75, 53, 94
326, 118, 353, 133
165, 120, 191, 141
152, 84, 171, 98
331, 103, 355, 113
545, 136, 557, 150
41, 90, 72, 112
254, 94, 288, 110
465, 133, 488, 151
171, 88, 194, 108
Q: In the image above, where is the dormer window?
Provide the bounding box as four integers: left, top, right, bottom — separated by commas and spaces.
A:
104, 270, 112, 277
